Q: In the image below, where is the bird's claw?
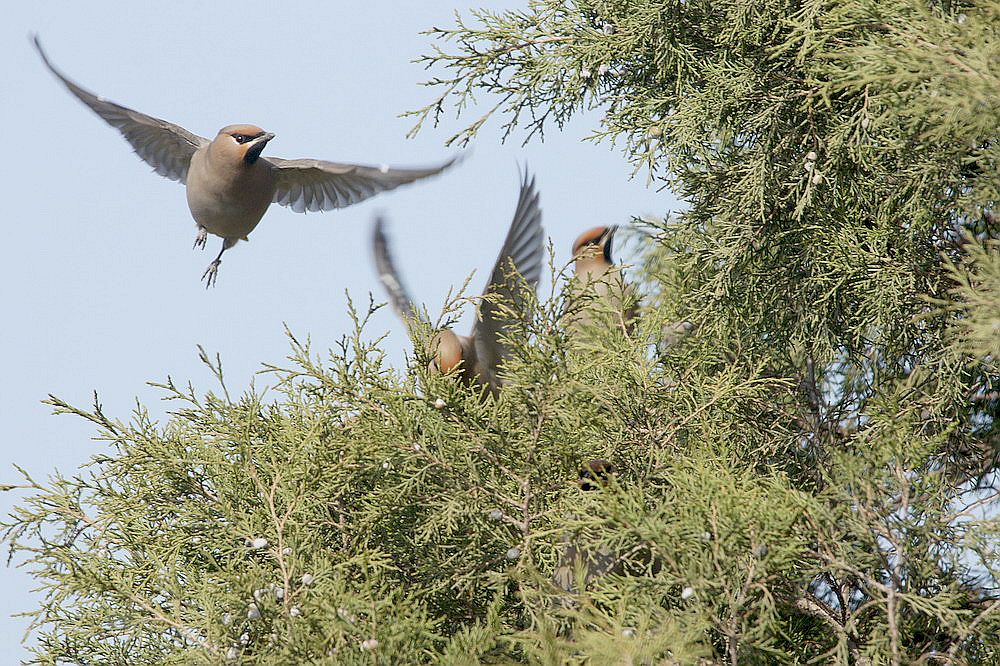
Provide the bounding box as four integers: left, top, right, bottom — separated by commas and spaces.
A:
193, 227, 208, 250
201, 259, 221, 288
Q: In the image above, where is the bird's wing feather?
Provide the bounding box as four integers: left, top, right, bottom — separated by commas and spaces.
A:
472, 170, 545, 373
266, 156, 458, 213
33, 36, 208, 184
371, 216, 424, 324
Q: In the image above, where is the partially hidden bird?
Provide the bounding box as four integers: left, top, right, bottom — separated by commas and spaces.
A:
33, 36, 456, 287
372, 171, 544, 395
565, 226, 639, 336
551, 460, 622, 595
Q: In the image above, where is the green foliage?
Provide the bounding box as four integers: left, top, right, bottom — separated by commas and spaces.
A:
3, 292, 814, 664
6, 0, 1000, 663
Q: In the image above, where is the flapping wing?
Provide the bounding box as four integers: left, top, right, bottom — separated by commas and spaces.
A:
371, 215, 423, 323
472, 169, 545, 373
267, 156, 458, 213
33, 35, 207, 184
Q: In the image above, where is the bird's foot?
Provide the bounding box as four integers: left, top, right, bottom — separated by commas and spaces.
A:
193, 227, 208, 250
201, 259, 221, 288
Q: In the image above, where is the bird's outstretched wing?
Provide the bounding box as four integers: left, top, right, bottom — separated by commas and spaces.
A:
472, 169, 545, 373
371, 216, 423, 323
33, 35, 208, 184
267, 156, 458, 213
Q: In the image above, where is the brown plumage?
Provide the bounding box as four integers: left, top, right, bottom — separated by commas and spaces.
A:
373, 171, 544, 395
551, 460, 622, 594
34, 36, 456, 287
566, 226, 639, 337
577, 459, 617, 491
427, 329, 482, 388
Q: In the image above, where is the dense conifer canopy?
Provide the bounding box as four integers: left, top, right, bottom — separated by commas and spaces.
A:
6, 1, 1000, 663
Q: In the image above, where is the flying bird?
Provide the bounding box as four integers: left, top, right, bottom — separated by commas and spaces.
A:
372, 170, 544, 395
565, 226, 639, 336
33, 36, 456, 287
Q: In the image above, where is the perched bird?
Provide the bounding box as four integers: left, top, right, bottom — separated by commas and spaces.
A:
566, 226, 639, 336
33, 36, 456, 287
657, 319, 695, 356
372, 171, 544, 395
551, 460, 622, 595
576, 459, 617, 491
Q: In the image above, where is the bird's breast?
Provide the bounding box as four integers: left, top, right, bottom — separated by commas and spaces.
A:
186, 150, 277, 239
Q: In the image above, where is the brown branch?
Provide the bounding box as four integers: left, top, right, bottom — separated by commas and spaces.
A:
946, 598, 1000, 660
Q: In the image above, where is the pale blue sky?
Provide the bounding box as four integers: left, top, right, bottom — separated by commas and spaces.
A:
0, 2, 679, 656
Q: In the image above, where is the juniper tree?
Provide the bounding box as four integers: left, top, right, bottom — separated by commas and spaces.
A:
5, 1, 1000, 664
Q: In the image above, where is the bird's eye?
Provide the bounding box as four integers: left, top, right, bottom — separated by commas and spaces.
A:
233, 134, 246, 144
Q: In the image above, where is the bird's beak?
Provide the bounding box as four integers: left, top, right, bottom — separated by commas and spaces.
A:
245, 132, 275, 163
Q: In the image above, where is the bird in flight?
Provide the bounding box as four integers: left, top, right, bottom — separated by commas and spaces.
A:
372, 170, 544, 395
33, 36, 457, 287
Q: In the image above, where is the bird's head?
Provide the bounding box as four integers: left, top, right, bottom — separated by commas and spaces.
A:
572, 226, 617, 265
427, 329, 464, 376
577, 459, 616, 491
217, 124, 275, 165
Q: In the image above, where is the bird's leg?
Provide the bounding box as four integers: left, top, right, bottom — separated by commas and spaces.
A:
201, 248, 224, 288
192, 226, 209, 250
201, 238, 236, 288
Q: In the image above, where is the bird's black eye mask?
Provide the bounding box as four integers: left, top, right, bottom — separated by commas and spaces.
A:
233, 132, 266, 144
578, 459, 616, 491
593, 228, 616, 263
239, 133, 271, 165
